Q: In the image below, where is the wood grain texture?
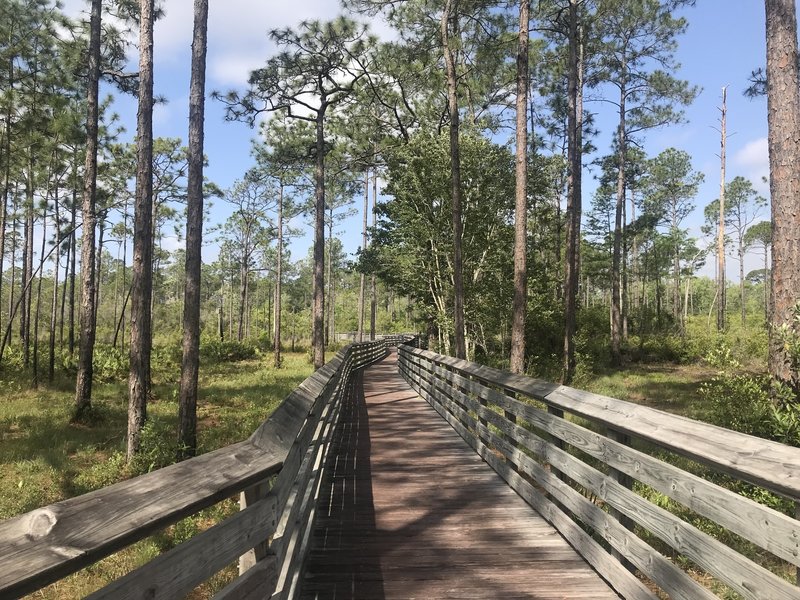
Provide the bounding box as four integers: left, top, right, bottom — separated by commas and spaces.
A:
300, 352, 621, 600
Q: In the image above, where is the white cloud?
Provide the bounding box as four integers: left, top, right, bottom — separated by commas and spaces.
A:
732, 137, 770, 194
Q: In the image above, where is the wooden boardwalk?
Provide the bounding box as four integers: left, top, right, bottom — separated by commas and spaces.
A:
299, 352, 619, 599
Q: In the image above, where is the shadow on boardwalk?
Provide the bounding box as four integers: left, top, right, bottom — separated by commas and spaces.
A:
300, 352, 619, 600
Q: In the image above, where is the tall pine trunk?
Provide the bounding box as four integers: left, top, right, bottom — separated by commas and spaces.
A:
370, 170, 377, 340
611, 76, 627, 367
178, 0, 207, 460
49, 189, 59, 382
510, 0, 529, 375
717, 86, 727, 331
563, 0, 583, 383
73, 0, 101, 420
312, 108, 326, 369
765, 0, 800, 382
128, 0, 155, 459
357, 169, 368, 343
441, 0, 465, 359
274, 184, 283, 367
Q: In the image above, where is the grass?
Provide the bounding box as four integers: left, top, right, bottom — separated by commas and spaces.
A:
575, 361, 719, 421
0, 350, 313, 598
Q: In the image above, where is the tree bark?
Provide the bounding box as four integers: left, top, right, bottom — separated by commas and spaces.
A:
611, 75, 626, 367
312, 107, 326, 369
357, 169, 368, 343
49, 190, 59, 382
68, 182, 76, 354
274, 184, 283, 367
73, 0, 101, 421
370, 169, 377, 340
510, 0, 529, 375
178, 0, 208, 461
128, 0, 155, 460
22, 168, 33, 367
765, 0, 800, 382
441, 0, 466, 359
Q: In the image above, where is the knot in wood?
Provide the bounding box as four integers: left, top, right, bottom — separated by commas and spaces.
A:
25, 508, 57, 540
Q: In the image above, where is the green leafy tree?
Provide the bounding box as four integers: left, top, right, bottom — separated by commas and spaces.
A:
642, 148, 703, 330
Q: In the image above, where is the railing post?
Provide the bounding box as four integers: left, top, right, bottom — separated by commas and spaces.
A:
238, 479, 272, 574
607, 427, 635, 573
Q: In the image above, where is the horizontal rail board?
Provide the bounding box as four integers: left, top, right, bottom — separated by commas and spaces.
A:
0, 440, 282, 598
408, 348, 800, 500
425, 358, 800, 569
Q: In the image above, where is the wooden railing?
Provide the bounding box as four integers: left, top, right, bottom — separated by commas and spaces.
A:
379, 333, 419, 347
398, 344, 800, 600
0, 340, 387, 600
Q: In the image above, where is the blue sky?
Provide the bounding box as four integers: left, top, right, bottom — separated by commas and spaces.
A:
64, 0, 774, 279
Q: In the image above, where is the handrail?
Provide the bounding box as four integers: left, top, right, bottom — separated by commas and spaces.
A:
0, 340, 387, 600
398, 345, 800, 600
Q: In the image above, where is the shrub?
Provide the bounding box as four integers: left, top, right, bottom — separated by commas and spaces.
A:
130, 418, 177, 475
200, 339, 257, 363
92, 345, 128, 381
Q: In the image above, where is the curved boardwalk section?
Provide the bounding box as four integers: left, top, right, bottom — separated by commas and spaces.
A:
300, 352, 618, 599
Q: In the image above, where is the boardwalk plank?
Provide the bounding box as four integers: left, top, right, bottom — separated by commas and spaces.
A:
299, 352, 620, 600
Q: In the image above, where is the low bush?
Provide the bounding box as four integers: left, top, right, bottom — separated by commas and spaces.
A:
200, 339, 258, 363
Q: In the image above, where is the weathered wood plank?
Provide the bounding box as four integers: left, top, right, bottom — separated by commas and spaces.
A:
404, 347, 800, 499
87, 494, 277, 600
435, 362, 800, 570
301, 352, 621, 600
213, 556, 278, 600
0, 441, 282, 598
0, 340, 387, 600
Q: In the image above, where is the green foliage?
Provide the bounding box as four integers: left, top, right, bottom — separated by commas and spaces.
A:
92, 346, 128, 382
129, 418, 178, 475
700, 345, 772, 437
200, 339, 258, 363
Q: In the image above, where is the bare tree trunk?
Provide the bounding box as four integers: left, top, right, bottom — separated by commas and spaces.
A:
717, 86, 727, 332
611, 78, 627, 366
357, 169, 368, 343
22, 169, 33, 367
0, 97, 11, 339
237, 261, 246, 341
7, 199, 16, 346
95, 213, 104, 333
73, 0, 101, 421
32, 208, 47, 388
510, 0, 529, 375
325, 209, 333, 347
178, 0, 208, 461
739, 237, 746, 326
48, 190, 60, 382
274, 184, 283, 367
370, 170, 377, 340
128, 0, 155, 459
441, 0, 466, 359
68, 184, 76, 354
312, 108, 326, 369
764, 248, 769, 323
